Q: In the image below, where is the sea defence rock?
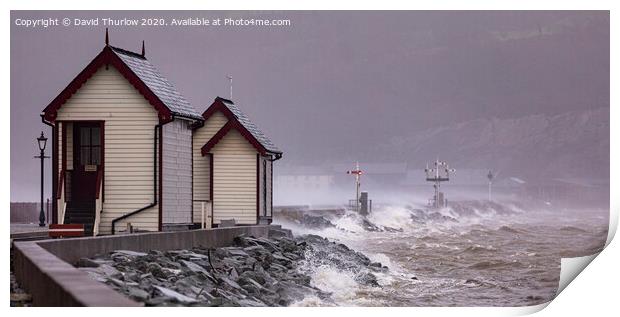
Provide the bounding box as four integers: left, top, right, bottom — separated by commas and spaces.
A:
78, 227, 385, 306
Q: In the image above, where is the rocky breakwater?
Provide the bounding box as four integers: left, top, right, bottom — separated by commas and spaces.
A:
76, 227, 388, 306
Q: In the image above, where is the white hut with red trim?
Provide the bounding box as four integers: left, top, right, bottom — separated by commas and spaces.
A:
40, 32, 282, 235
192, 97, 282, 227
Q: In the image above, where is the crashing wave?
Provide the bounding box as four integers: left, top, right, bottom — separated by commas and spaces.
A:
276, 200, 523, 235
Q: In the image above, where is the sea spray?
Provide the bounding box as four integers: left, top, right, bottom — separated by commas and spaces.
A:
366, 206, 413, 230
275, 200, 608, 306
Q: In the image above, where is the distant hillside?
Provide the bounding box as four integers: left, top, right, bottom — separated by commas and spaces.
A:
380, 107, 609, 182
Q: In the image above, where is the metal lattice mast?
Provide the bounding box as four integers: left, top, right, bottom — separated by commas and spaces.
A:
425, 159, 455, 208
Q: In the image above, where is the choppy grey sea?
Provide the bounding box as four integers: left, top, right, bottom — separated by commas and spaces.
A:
275, 201, 608, 306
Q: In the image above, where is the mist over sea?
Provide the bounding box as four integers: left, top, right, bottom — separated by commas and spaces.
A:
274, 200, 608, 306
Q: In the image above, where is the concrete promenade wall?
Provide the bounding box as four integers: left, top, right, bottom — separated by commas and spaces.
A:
12, 225, 272, 306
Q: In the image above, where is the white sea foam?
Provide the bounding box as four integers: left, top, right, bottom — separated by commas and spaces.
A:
293, 261, 368, 306
333, 212, 365, 233
278, 200, 607, 306
366, 205, 413, 229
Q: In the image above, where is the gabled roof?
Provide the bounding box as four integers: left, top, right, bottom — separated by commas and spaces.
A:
110, 47, 201, 120
42, 45, 202, 123
200, 97, 282, 156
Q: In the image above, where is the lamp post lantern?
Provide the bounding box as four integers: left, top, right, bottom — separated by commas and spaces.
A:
35, 131, 49, 227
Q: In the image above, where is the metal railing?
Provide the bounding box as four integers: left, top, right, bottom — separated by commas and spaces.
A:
93, 169, 103, 236
348, 199, 372, 213
57, 169, 66, 224
193, 200, 212, 229
59, 201, 67, 225
56, 169, 65, 200
95, 168, 103, 200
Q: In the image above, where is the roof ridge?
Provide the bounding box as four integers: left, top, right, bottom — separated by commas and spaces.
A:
109, 46, 146, 60
215, 96, 235, 104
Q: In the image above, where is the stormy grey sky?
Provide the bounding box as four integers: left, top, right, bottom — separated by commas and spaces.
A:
10, 11, 609, 201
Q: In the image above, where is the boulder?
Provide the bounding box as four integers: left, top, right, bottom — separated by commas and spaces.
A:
227, 249, 249, 257
268, 227, 293, 239
113, 250, 148, 257
153, 285, 197, 304
354, 272, 380, 287
180, 260, 209, 275
128, 287, 150, 301
76, 257, 100, 268
147, 263, 168, 279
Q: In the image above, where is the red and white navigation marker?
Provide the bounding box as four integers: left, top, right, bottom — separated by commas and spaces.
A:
347, 162, 363, 212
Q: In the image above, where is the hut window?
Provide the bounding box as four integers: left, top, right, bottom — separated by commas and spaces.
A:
79, 126, 101, 166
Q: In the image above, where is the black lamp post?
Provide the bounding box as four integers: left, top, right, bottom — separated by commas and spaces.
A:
35, 131, 49, 227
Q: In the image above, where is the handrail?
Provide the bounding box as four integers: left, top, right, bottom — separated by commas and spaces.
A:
94, 184, 103, 236
193, 200, 212, 229
95, 168, 103, 200
56, 169, 65, 199
93, 208, 101, 236
93, 167, 104, 235
59, 201, 67, 225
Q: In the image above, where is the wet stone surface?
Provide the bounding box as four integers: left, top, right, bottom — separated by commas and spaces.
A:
10, 270, 32, 307
10, 249, 32, 307
77, 227, 387, 306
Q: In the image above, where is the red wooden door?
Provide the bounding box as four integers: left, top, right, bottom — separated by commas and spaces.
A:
72, 123, 102, 202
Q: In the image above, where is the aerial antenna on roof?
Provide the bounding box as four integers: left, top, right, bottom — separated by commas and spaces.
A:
105, 28, 109, 46
226, 75, 233, 100
141, 40, 145, 57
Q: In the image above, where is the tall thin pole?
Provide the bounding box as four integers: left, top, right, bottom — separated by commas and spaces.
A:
46, 198, 50, 226
488, 181, 492, 201
39, 146, 44, 226
227, 75, 233, 100
487, 170, 494, 201
355, 162, 360, 212
347, 162, 362, 212
434, 160, 440, 208
36, 131, 49, 227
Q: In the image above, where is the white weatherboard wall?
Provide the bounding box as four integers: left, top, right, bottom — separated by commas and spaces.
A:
55, 66, 160, 234
192, 111, 228, 224
162, 119, 193, 225
211, 129, 258, 225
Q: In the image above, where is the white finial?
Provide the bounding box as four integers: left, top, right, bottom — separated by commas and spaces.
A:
226, 75, 233, 100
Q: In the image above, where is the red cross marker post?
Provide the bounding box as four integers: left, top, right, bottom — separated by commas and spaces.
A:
347, 162, 363, 212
